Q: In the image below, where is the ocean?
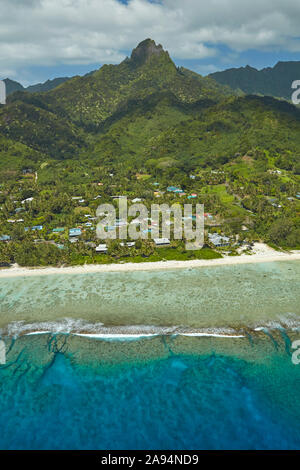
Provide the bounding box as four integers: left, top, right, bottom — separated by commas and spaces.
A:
0, 260, 300, 449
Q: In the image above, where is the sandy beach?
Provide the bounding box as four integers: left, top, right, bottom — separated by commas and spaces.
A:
0, 243, 300, 278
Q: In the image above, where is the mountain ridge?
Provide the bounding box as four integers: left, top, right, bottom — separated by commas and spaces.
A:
3, 76, 71, 96
1, 39, 300, 170
209, 61, 300, 99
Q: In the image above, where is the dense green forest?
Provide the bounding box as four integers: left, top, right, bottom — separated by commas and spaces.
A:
0, 39, 299, 267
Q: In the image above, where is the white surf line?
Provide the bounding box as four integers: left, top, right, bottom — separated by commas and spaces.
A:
25, 331, 51, 335
24, 331, 158, 339
178, 333, 245, 338
72, 333, 160, 340
23, 331, 245, 339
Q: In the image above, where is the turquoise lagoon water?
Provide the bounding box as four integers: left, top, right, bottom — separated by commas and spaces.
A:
0, 261, 300, 449
0, 333, 300, 450
0, 261, 300, 333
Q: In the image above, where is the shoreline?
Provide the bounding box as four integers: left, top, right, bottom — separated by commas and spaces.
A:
0, 245, 300, 278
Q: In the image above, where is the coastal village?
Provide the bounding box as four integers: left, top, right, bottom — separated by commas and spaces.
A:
0, 153, 299, 267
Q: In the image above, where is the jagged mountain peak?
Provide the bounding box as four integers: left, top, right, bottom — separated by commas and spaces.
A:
5, 38, 232, 136
127, 38, 171, 66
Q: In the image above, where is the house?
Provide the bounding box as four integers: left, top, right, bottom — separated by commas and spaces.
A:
167, 186, 184, 195
132, 198, 142, 203
32, 225, 43, 231
52, 228, 65, 233
69, 228, 82, 237
167, 186, 182, 193
208, 233, 230, 247
96, 243, 108, 253
153, 238, 170, 246
0, 235, 10, 241
21, 197, 34, 204
120, 242, 136, 247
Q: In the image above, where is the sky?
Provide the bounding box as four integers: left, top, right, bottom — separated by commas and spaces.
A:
1, 0, 300, 86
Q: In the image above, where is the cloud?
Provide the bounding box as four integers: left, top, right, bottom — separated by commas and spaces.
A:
1, 0, 300, 79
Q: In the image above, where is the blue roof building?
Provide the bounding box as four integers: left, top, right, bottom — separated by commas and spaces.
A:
167, 186, 183, 192
69, 228, 82, 237
0, 235, 11, 241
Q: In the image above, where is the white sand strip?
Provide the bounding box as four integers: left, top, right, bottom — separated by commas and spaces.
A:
1, 246, 300, 279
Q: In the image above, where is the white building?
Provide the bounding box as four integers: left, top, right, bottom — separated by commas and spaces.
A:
153, 238, 170, 246
208, 233, 230, 247
96, 243, 108, 253
120, 242, 136, 247
0, 80, 6, 105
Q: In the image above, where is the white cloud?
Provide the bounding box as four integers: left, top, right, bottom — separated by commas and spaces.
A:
1, 0, 300, 79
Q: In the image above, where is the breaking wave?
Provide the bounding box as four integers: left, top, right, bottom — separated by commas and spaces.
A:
1, 314, 299, 340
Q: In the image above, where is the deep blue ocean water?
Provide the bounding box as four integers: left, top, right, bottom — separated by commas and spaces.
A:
0, 341, 299, 450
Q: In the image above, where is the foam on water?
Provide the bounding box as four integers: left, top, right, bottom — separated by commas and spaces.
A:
0, 261, 300, 333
